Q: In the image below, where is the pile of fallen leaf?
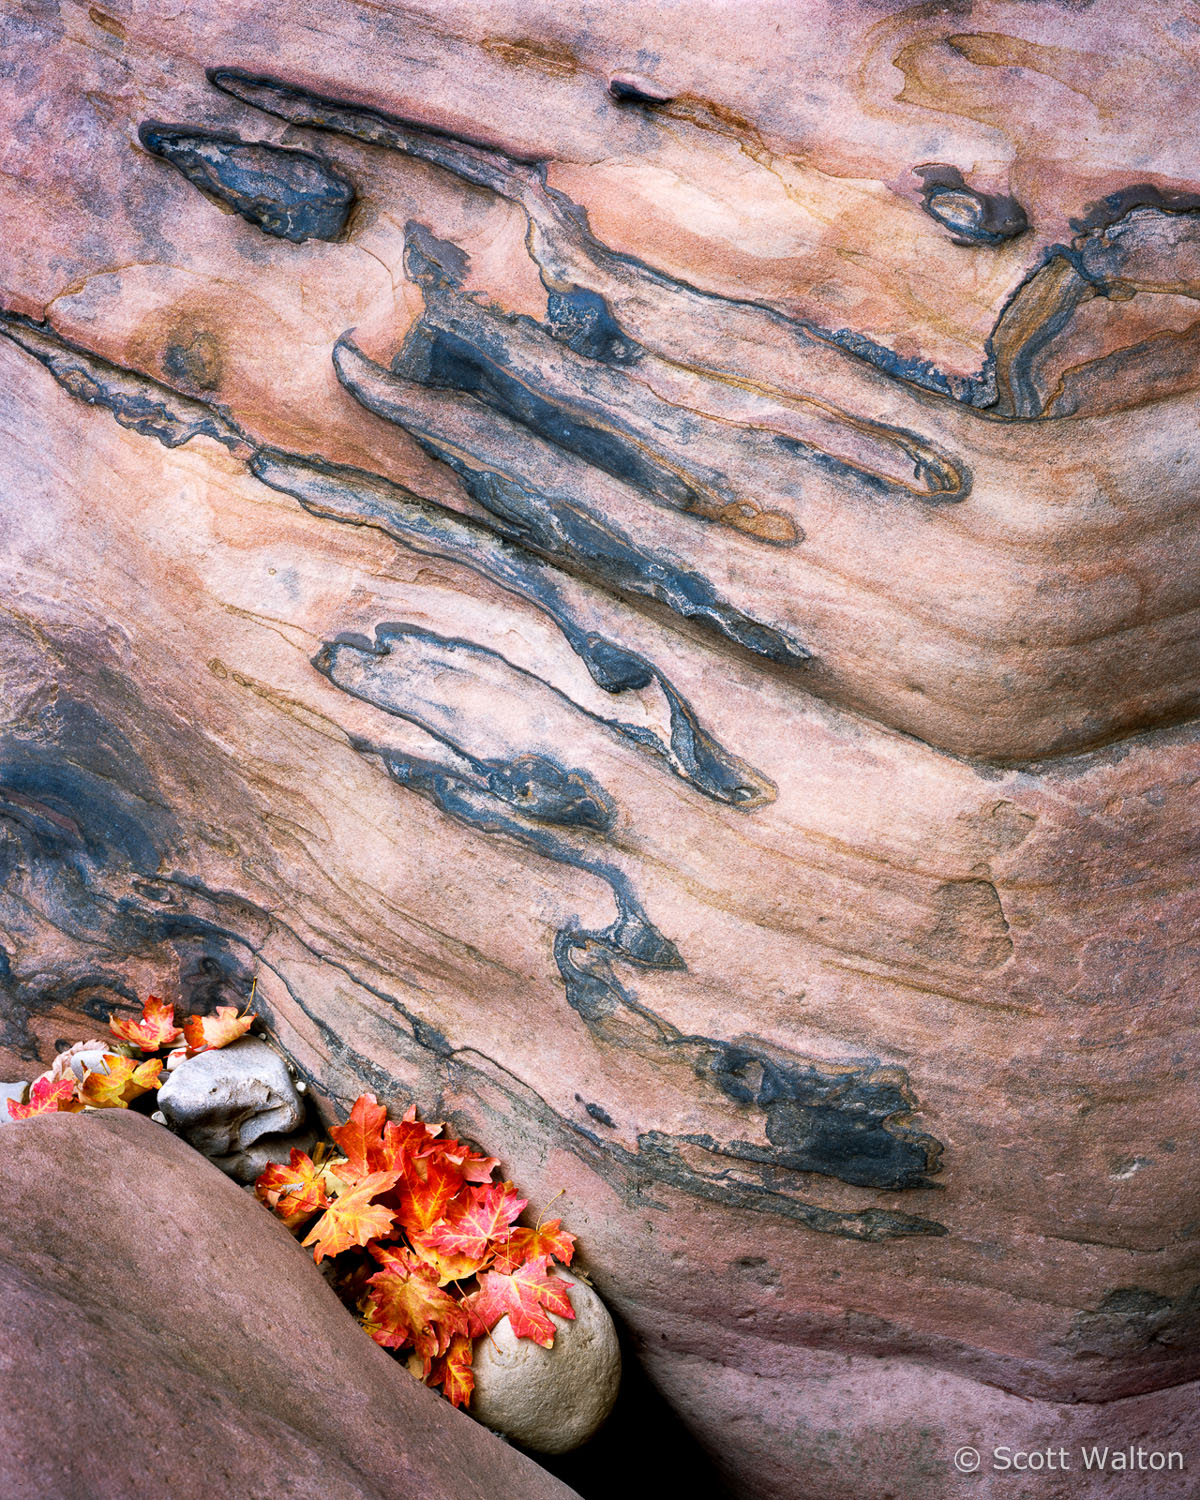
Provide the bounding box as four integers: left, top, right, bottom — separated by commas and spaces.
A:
259, 1091, 578, 1408
7, 992, 579, 1411
7, 994, 255, 1117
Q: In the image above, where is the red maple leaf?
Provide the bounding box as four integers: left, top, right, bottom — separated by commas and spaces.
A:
422, 1181, 526, 1262
464, 1256, 575, 1347
301, 1170, 400, 1263
431, 1130, 499, 1184
458, 1150, 500, 1183
432, 1333, 475, 1408
183, 1006, 254, 1054
492, 1219, 577, 1274
362, 1244, 467, 1372
407, 1232, 489, 1287
375, 1113, 445, 1172
255, 1149, 332, 1230
7, 1075, 82, 1120
108, 994, 184, 1051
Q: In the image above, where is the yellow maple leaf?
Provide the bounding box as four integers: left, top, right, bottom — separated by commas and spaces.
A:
77, 1054, 163, 1109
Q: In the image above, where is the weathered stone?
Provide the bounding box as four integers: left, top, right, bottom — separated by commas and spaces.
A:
471, 1275, 620, 1454
0, 1110, 577, 1500
210, 1122, 321, 1183
138, 125, 355, 243
156, 1036, 304, 1156
0, 1083, 27, 1122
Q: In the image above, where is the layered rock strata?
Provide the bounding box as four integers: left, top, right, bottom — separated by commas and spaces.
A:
1, 3, 1197, 1495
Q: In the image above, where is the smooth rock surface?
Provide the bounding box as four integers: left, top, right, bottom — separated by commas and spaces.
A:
156, 1035, 304, 1155
471, 1275, 621, 1454
0, 1110, 578, 1500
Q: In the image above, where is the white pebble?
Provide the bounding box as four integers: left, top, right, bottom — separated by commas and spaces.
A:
470, 1274, 620, 1453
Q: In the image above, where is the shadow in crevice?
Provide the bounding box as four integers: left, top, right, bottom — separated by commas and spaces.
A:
519, 1318, 734, 1499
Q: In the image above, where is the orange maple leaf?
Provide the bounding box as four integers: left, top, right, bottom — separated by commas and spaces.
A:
465, 1256, 575, 1347
362, 1245, 467, 1372
302, 1170, 400, 1263
7, 1075, 82, 1119
395, 1146, 467, 1235
492, 1219, 577, 1274
255, 1149, 332, 1230
376, 1114, 446, 1173
183, 1006, 254, 1055
108, 994, 183, 1051
328, 1092, 388, 1177
432, 1333, 475, 1409
329, 1096, 449, 1181
77, 1054, 163, 1109
422, 1181, 526, 1262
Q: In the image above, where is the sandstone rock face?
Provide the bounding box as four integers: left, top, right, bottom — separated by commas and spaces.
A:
0, 1110, 578, 1500
1, 3, 1198, 1497
471, 1275, 621, 1454
157, 1035, 304, 1156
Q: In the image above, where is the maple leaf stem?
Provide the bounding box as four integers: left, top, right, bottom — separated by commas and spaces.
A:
535, 1188, 565, 1234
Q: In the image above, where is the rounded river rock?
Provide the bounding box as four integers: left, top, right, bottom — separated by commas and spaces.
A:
156, 1036, 303, 1157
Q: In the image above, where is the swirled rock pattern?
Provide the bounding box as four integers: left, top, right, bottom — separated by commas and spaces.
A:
1, 3, 1198, 1496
